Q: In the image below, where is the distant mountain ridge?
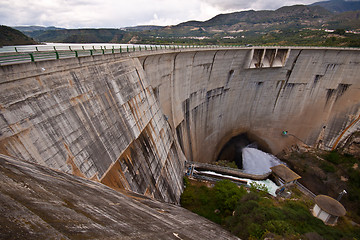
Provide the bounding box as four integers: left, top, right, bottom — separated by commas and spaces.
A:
311, 0, 360, 13
121, 25, 163, 31
175, 5, 332, 31
7, 0, 360, 47
13, 26, 65, 32
27, 28, 130, 43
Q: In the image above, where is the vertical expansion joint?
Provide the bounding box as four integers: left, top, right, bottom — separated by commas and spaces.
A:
272, 49, 302, 111
207, 50, 219, 83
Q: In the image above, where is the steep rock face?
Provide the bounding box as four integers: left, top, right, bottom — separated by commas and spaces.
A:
141, 48, 360, 163
0, 54, 185, 203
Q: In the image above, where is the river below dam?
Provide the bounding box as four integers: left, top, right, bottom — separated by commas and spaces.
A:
242, 147, 284, 175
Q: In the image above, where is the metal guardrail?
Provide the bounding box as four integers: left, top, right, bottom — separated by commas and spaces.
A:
0, 44, 230, 66
1, 44, 358, 66
278, 176, 316, 198
296, 182, 316, 199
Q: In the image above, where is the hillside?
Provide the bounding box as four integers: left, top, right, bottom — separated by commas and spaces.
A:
26, 28, 133, 43
13, 26, 65, 32
0, 25, 37, 46
176, 5, 332, 31
311, 0, 360, 13
326, 10, 360, 29
146, 4, 359, 46
16, 4, 360, 47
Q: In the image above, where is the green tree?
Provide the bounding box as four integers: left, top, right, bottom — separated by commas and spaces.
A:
334, 29, 346, 35
213, 180, 246, 213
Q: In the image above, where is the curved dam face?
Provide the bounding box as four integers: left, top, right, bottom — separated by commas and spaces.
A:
141, 48, 360, 163
0, 47, 359, 203
0, 54, 185, 204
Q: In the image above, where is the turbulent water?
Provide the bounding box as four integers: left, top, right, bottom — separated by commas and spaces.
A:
242, 147, 283, 175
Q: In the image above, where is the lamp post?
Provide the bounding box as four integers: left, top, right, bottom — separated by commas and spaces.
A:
281, 130, 309, 146
337, 190, 347, 201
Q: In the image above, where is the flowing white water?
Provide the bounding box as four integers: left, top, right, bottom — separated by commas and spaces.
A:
197, 170, 278, 196
242, 147, 283, 175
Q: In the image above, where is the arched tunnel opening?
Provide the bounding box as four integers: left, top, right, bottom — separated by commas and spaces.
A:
216, 133, 270, 169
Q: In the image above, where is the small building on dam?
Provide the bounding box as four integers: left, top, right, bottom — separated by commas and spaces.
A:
0, 45, 359, 237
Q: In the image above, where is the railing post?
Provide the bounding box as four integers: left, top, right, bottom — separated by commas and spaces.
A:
120, 46, 122, 53
127, 46, 129, 52
15, 47, 18, 53
69, 46, 72, 51
35, 46, 39, 51
90, 50, 93, 56
133, 46, 135, 52
139, 46, 141, 51
29, 53, 35, 62
55, 51, 59, 59
75, 51, 78, 57
82, 46, 85, 50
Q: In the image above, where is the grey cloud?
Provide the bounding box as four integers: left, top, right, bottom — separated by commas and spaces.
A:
1, 0, 321, 29
202, 0, 254, 10
202, 0, 318, 11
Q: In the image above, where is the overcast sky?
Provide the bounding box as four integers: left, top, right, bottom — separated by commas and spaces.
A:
1, 0, 322, 28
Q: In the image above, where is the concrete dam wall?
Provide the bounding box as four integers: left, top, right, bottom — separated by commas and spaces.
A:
0, 54, 185, 204
1, 47, 360, 203
141, 48, 360, 163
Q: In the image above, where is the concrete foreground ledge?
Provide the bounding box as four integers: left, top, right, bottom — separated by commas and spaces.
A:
0, 154, 239, 240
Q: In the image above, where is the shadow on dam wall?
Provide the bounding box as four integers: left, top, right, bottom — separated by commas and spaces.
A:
0, 47, 360, 203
